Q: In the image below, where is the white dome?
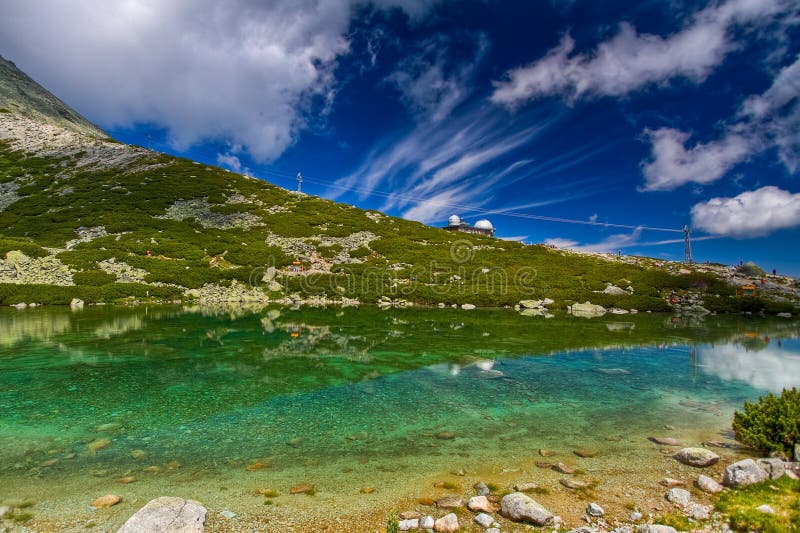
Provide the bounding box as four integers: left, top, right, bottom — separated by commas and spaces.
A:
474, 219, 494, 230
448, 215, 461, 226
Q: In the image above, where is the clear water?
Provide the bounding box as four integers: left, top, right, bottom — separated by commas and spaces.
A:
1, 305, 798, 531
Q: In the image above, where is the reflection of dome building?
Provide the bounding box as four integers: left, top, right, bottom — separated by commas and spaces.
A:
445, 214, 496, 237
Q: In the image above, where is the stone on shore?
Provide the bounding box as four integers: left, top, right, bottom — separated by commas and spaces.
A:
435, 496, 463, 509
553, 462, 575, 474
574, 449, 598, 458
92, 494, 121, 508
757, 458, 786, 480
474, 512, 495, 528
665, 488, 691, 506
723, 458, 768, 487
674, 447, 719, 467
501, 492, 553, 526
696, 474, 723, 494
659, 478, 685, 487
570, 302, 606, 318
433, 513, 459, 532
400, 511, 423, 520
289, 483, 315, 495
399, 518, 419, 531
514, 482, 538, 492
117, 496, 206, 533
468, 495, 492, 512
473, 481, 490, 495
420, 515, 435, 529
586, 503, 604, 517
560, 478, 588, 489
637, 526, 678, 533
461, 304, 476, 310
70, 298, 84, 309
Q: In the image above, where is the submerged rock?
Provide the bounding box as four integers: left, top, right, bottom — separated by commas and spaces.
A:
570, 302, 606, 318
117, 496, 206, 533
92, 494, 121, 508
501, 492, 553, 525
649, 437, 683, 446
673, 447, 719, 467
473, 481, 490, 496
573, 449, 598, 458
723, 459, 768, 487
289, 483, 315, 495
553, 462, 575, 474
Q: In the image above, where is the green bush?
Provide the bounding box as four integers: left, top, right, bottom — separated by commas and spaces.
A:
73, 270, 117, 286
733, 387, 800, 457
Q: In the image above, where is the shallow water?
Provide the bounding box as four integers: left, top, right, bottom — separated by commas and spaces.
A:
1, 305, 798, 531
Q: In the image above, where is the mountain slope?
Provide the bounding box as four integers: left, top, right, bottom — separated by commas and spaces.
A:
0, 55, 105, 138
0, 58, 796, 313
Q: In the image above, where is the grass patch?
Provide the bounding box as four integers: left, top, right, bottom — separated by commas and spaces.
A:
715, 476, 800, 532
654, 512, 693, 531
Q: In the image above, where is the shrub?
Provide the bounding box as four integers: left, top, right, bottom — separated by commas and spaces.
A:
73, 270, 117, 286
732, 387, 800, 457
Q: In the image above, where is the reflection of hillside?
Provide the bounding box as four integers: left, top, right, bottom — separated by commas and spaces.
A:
261, 322, 374, 361
699, 343, 800, 393
0, 311, 71, 346
92, 315, 146, 339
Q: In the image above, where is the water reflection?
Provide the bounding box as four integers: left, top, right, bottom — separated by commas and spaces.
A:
699, 340, 800, 393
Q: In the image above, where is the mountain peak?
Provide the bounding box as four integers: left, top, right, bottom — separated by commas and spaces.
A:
0, 54, 106, 138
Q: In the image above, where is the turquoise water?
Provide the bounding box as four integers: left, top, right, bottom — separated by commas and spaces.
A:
1, 305, 799, 530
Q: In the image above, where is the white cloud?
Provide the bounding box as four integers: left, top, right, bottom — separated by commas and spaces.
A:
544, 237, 579, 248
641, 128, 752, 191
490, 0, 794, 106
642, 55, 800, 190
544, 228, 643, 253
0, 0, 435, 162
216, 152, 250, 176
691, 186, 800, 237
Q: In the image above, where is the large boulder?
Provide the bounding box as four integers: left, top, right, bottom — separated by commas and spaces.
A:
674, 447, 720, 467
723, 459, 768, 488
501, 492, 553, 526
117, 497, 206, 533
570, 302, 606, 318
602, 284, 627, 295
757, 458, 786, 480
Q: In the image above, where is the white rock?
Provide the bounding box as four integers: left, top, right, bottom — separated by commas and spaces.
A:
637, 526, 678, 533
420, 515, 435, 529
399, 518, 419, 530
673, 447, 719, 467
468, 495, 492, 512
70, 298, 84, 309
570, 302, 606, 318
474, 512, 494, 528
461, 303, 476, 310
117, 497, 206, 533
723, 458, 768, 487
686, 503, 710, 520
501, 492, 554, 526
630, 511, 643, 521
0, 505, 10, 518
757, 457, 786, 479
433, 513, 459, 532
665, 487, 691, 506
219, 510, 236, 519
756, 504, 775, 514
586, 502, 604, 517
696, 474, 723, 494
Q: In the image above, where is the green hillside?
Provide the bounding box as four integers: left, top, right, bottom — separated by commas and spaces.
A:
0, 57, 795, 313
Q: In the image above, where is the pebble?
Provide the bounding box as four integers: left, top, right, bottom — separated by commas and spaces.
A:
474, 512, 495, 528
117, 476, 136, 484
665, 488, 691, 506
91, 494, 121, 508
399, 518, 419, 531
630, 511, 643, 521
130, 449, 147, 459
659, 478, 685, 487
649, 437, 683, 446
696, 474, 723, 494
400, 511, 423, 520
474, 481, 490, 495
586, 502, 604, 517
468, 495, 493, 512
220, 510, 236, 519
539, 449, 556, 457
420, 515, 435, 529
553, 462, 575, 474
87, 438, 111, 454
433, 512, 459, 532
289, 483, 315, 495
514, 482, 538, 492
574, 449, 598, 458
436, 431, 456, 440
435, 496, 463, 509
756, 504, 775, 514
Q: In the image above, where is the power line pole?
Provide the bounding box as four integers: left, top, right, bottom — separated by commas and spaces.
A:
684, 225, 693, 264
296, 171, 303, 193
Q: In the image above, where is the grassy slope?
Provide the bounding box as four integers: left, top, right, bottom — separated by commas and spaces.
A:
3, 138, 792, 313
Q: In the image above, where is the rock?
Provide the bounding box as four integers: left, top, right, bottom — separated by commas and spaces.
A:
289, 483, 315, 494
637, 526, 678, 533
756, 504, 775, 514
474, 513, 495, 528
70, 298, 84, 309
649, 437, 683, 446
665, 488, 691, 506
501, 492, 553, 526
777, 312, 792, 318
88, 438, 112, 454
468, 495, 492, 512
514, 482, 538, 492
570, 302, 606, 318
0, 506, 10, 518
359, 486, 375, 494
586, 503, 604, 517
519, 299, 543, 309
246, 461, 268, 471
473, 481, 490, 495
435, 431, 456, 440
130, 449, 147, 459
553, 462, 575, 474
435, 496, 463, 509
723, 458, 768, 487
696, 474, 723, 494
486, 529, 499, 533
461, 303, 476, 310
117, 497, 206, 533
451, 468, 466, 476
659, 478, 685, 487
539, 449, 556, 457
560, 478, 588, 489
686, 503, 710, 520
92, 494, 121, 508
400, 511, 423, 520
117, 476, 136, 484
630, 511, 643, 521
433, 513, 459, 532
219, 510, 236, 519
420, 515, 435, 529
399, 518, 419, 531
603, 284, 627, 295
674, 447, 719, 467
757, 457, 786, 480
574, 449, 598, 458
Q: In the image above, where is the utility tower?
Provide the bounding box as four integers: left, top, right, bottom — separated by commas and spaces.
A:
684, 225, 693, 264
296, 172, 303, 193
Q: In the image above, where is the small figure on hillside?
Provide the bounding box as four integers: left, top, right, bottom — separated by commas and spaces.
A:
772, 268, 777, 276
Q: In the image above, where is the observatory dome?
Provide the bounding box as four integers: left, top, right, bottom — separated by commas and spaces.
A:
474, 219, 494, 230
448, 215, 461, 226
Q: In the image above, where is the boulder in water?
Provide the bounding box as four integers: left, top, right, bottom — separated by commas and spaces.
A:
117, 496, 206, 533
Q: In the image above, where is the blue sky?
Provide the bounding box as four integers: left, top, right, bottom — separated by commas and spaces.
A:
1, 0, 799, 273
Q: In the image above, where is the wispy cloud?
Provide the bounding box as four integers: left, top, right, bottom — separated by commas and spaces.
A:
642, 55, 800, 191
490, 0, 795, 107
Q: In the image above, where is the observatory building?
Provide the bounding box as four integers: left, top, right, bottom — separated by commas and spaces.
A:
445, 215, 495, 237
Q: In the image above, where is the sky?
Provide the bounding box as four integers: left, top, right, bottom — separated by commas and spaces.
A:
1, 0, 799, 273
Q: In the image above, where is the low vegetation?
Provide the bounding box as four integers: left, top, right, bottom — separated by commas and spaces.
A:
715, 476, 800, 532
733, 387, 800, 458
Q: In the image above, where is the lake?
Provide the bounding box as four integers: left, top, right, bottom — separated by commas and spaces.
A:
1, 305, 798, 531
